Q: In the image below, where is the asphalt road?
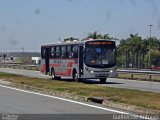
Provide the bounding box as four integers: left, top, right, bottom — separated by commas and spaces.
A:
0, 68, 160, 93
0, 84, 138, 120
0, 68, 156, 120
86, 78, 160, 93
0, 85, 112, 114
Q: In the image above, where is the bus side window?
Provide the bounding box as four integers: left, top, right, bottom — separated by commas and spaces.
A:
51, 47, 55, 58
61, 46, 66, 58
67, 46, 72, 58
55, 46, 61, 58
72, 46, 78, 58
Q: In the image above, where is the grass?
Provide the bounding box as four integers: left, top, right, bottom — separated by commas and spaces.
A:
0, 72, 160, 111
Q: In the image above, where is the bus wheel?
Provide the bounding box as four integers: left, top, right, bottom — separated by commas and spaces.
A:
100, 78, 106, 84
73, 70, 79, 82
51, 68, 56, 80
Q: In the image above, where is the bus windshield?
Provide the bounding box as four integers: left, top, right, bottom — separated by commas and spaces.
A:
85, 41, 116, 68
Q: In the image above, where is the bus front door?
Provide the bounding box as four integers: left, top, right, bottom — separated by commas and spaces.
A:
79, 46, 84, 77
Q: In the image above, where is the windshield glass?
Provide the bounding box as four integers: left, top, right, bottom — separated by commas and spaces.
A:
85, 45, 116, 68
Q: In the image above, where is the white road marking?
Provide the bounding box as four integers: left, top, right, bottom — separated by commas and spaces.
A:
0, 84, 151, 119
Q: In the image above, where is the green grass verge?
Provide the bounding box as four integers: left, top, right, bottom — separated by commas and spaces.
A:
0, 72, 160, 110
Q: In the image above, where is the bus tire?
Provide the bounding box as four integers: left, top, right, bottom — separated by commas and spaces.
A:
51, 68, 56, 80
72, 70, 79, 82
100, 78, 106, 84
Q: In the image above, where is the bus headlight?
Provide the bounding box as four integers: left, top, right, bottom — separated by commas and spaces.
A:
110, 70, 113, 73
90, 71, 94, 73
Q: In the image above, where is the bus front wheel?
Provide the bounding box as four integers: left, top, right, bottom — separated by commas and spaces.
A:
100, 78, 106, 84
73, 70, 79, 82
51, 68, 56, 80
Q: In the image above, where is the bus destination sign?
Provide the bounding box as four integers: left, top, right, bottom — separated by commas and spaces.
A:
86, 41, 114, 45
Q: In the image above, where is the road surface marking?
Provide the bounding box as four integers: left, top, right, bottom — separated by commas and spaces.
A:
0, 84, 151, 119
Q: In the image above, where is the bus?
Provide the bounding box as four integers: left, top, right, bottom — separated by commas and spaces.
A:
41, 39, 116, 83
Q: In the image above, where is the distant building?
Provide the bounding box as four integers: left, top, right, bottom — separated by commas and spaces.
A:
31, 57, 41, 65
0, 52, 40, 63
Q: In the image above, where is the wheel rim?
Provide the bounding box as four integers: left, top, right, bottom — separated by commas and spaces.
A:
52, 69, 55, 79
73, 72, 78, 81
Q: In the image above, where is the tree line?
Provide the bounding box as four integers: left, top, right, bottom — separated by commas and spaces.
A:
64, 31, 160, 68
117, 33, 160, 68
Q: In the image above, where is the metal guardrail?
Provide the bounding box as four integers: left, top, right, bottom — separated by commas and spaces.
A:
0, 63, 40, 71
0, 63, 159, 80
117, 69, 160, 74
117, 69, 160, 81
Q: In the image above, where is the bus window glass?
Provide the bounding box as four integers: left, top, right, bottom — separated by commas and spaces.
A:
66, 46, 71, 58
85, 41, 116, 68
72, 46, 78, 58
68, 46, 73, 58
67, 46, 71, 52
55, 46, 61, 58
51, 47, 55, 58
61, 46, 66, 58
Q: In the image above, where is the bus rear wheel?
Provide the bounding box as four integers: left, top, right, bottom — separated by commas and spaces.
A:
73, 70, 80, 82
100, 78, 106, 84
51, 68, 56, 80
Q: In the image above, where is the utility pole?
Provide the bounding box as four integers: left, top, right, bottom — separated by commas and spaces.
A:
148, 25, 153, 69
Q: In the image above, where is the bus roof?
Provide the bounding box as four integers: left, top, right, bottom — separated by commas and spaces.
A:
41, 39, 115, 47
41, 40, 83, 47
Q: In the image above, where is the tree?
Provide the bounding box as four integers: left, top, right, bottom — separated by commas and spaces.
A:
64, 37, 79, 42
151, 51, 160, 66
117, 34, 160, 69
86, 31, 112, 40
117, 33, 144, 68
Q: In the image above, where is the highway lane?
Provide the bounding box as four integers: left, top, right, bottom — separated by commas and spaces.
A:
0, 85, 145, 120
0, 85, 115, 114
0, 68, 160, 93
106, 78, 160, 93
85, 78, 160, 93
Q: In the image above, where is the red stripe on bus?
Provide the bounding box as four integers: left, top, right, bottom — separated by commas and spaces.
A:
41, 61, 75, 76
49, 62, 75, 68
50, 64, 61, 67
55, 72, 66, 76
41, 64, 46, 73
66, 69, 72, 76
55, 68, 71, 76
67, 62, 75, 67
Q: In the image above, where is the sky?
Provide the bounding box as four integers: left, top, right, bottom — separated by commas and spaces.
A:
0, 0, 160, 52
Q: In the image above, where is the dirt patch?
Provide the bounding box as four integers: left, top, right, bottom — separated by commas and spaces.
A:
0, 79, 11, 85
